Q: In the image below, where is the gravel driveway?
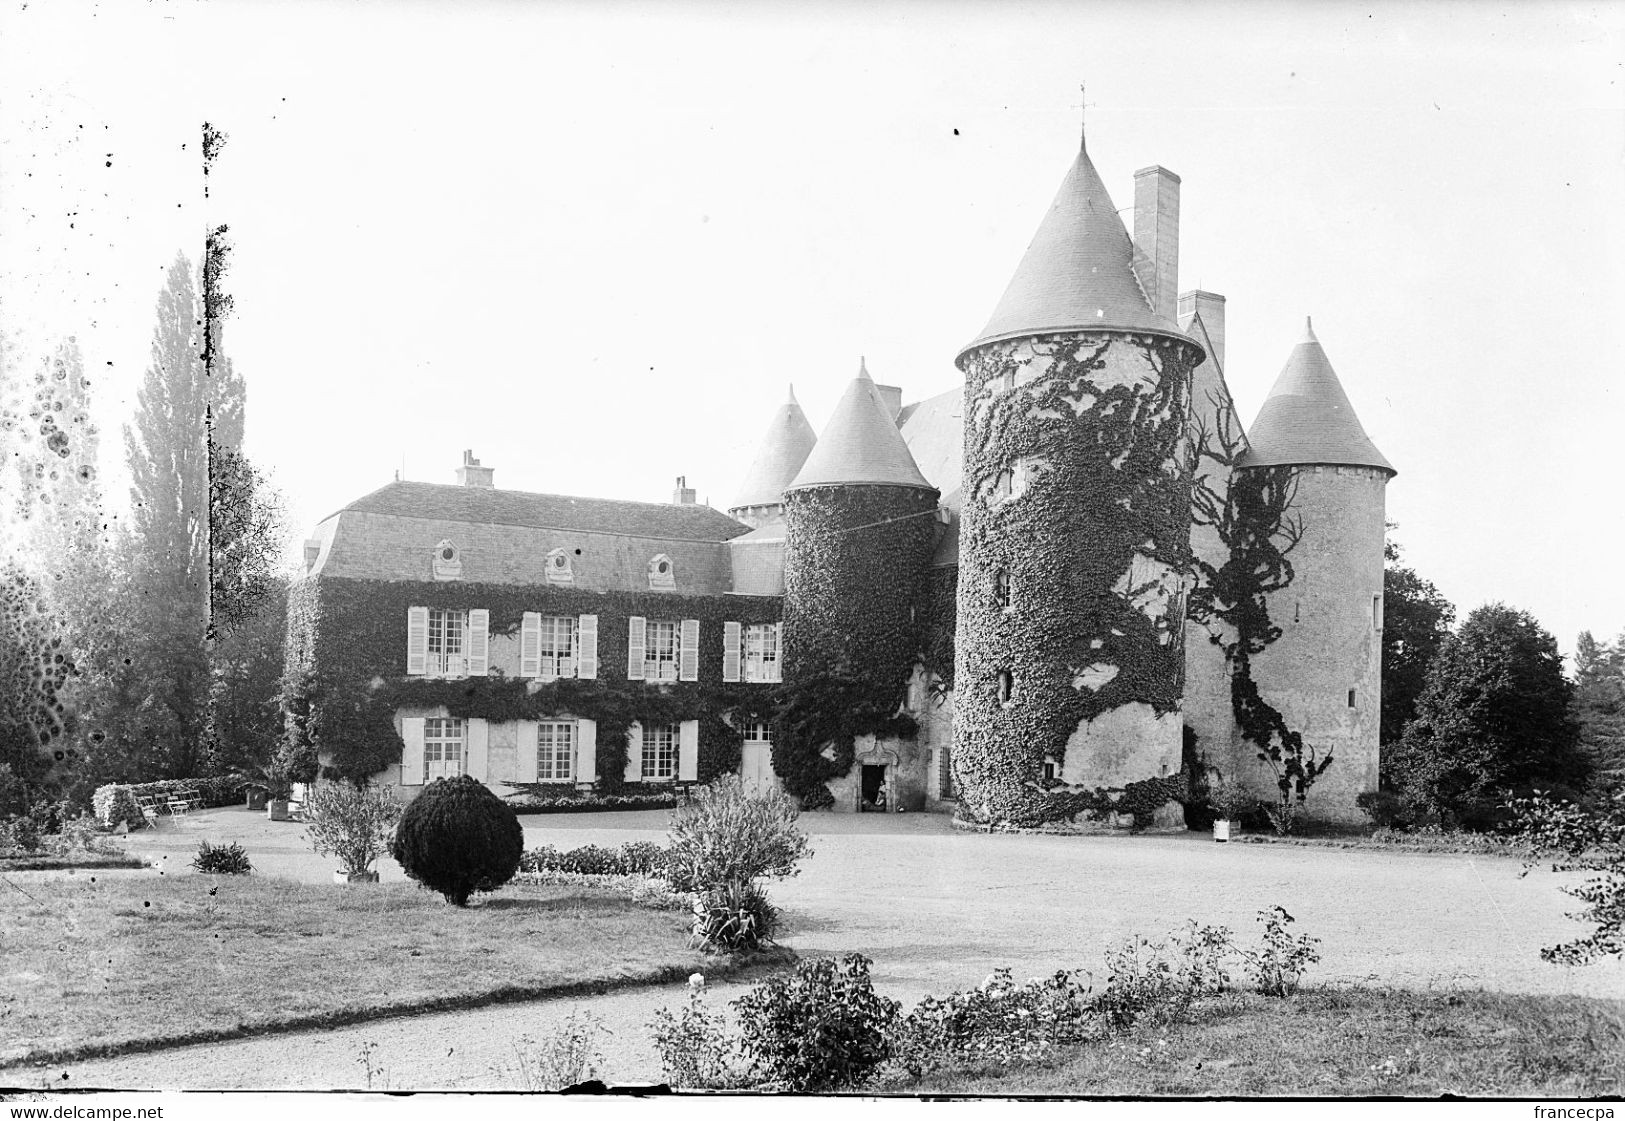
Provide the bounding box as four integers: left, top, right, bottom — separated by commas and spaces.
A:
32, 807, 1625, 1090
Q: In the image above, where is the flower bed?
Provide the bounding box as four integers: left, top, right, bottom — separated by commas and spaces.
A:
508, 790, 681, 814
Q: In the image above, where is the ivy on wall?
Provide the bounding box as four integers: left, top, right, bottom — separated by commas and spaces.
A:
282, 576, 782, 790
919, 565, 959, 692
779, 484, 940, 808
953, 331, 1202, 827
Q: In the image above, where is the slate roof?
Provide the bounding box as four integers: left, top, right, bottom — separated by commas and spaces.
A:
961, 138, 1189, 358
1239, 319, 1394, 474
337, 481, 754, 541
730, 386, 818, 509
788, 361, 935, 492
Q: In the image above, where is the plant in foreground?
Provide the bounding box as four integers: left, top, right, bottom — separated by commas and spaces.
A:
1515, 787, 1625, 964
391, 774, 523, 906
506, 1009, 606, 1091
302, 781, 402, 878
731, 953, 899, 1091
650, 987, 755, 1090
191, 839, 252, 875
1246, 906, 1321, 996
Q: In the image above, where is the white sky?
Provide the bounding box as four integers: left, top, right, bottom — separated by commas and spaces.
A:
2, 0, 1622, 658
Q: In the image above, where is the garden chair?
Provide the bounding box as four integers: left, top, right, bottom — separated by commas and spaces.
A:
136, 797, 163, 829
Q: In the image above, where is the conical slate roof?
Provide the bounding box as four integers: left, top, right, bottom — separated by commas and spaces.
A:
1239, 319, 1394, 474
730, 385, 818, 508
960, 137, 1185, 358
787, 361, 935, 492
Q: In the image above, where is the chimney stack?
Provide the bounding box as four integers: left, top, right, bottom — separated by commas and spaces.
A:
1132, 166, 1181, 323
672, 475, 697, 505
456, 450, 495, 488
874, 383, 903, 421
1177, 290, 1226, 374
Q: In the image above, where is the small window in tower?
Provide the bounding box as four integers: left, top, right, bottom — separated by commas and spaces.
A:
1293, 601, 1301, 623
1041, 755, 1058, 783
997, 669, 1013, 705
1373, 595, 1382, 630
994, 567, 1011, 610
1347, 688, 1356, 708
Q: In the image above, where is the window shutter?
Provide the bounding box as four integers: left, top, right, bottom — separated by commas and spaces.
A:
624, 722, 643, 783
466, 610, 490, 677
722, 621, 741, 683
678, 719, 699, 782
769, 623, 784, 682
520, 613, 541, 679
576, 718, 597, 784
516, 721, 539, 784
577, 614, 598, 680
406, 608, 429, 675
627, 616, 646, 680
400, 718, 426, 785
466, 718, 490, 781
679, 619, 700, 682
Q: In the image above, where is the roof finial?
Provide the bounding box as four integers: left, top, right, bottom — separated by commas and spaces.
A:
787, 382, 798, 405
1079, 81, 1087, 152
1301, 315, 1318, 344
858, 355, 870, 380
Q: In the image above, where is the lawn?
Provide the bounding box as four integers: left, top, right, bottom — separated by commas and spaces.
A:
0, 871, 713, 1069
0, 852, 147, 871
902, 987, 1625, 1097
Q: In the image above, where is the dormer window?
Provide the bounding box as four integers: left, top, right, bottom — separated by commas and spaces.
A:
432, 540, 462, 581
648, 554, 675, 591
546, 547, 574, 584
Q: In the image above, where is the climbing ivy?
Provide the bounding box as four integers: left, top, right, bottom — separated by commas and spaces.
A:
953, 331, 1202, 827
779, 484, 940, 807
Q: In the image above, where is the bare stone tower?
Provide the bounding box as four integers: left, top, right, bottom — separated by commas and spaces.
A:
1233, 318, 1394, 820
951, 127, 1206, 827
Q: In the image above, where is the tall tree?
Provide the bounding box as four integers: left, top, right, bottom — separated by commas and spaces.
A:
1381, 534, 1455, 750
1391, 603, 1588, 828
1573, 630, 1625, 782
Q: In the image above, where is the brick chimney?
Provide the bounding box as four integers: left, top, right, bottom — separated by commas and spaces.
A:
874, 383, 903, 421
1177, 290, 1226, 373
456, 450, 494, 488
671, 475, 697, 504
1132, 166, 1181, 323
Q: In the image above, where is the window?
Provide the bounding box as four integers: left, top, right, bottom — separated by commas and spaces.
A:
428, 608, 467, 676
1373, 595, 1383, 630
1041, 755, 1058, 782
648, 553, 675, 591
744, 623, 782, 683
424, 717, 465, 780
743, 721, 772, 745
993, 567, 1011, 609
545, 548, 574, 584
433, 539, 463, 581
537, 721, 575, 781
537, 615, 577, 678
1348, 688, 1357, 708
645, 620, 679, 681
642, 722, 679, 781
997, 669, 1014, 705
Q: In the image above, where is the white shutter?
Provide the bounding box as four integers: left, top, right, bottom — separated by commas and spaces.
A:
679, 619, 700, 682
516, 721, 539, 783
466, 718, 490, 781
406, 608, 429, 675
520, 613, 541, 679
577, 615, 598, 680
577, 718, 597, 784
400, 718, 426, 785
466, 610, 490, 677
722, 621, 742, 683
627, 616, 646, 680
625, 722, 643, 783
678, 719, 699, 782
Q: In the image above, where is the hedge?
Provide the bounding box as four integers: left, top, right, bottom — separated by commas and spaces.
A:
92, 775, 252, 827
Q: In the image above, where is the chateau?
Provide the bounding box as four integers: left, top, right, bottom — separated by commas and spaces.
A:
286, 122, 1394, 828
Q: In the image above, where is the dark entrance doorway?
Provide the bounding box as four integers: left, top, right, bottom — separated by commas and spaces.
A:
860, 764, 887, 812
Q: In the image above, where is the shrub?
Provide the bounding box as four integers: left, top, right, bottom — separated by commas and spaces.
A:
1246, 905, 1321, 996
731, 953, 899, 1091
303, 781, 402, 877
191, 839, 252, 875
1356, 789, 1428, 830
1514, 787, 1625, 964
665, 774, 810, 894
650, 988, 755, 1090
391, 774, 524, 906
690, 880, 778, 951
889, 969, 1094, 1078
519, 841, 671, 878
92, 785, 145, 830
1095, 921, 1239, 1030
507, 1010, 605, 1091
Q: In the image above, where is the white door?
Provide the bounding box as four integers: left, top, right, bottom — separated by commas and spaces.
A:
741, 743, 776, 796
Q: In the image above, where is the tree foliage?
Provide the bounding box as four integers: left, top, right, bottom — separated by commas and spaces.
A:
208, 442, 286, 635
1572, 630, 1625, 781
1380, 533, 1456, 750
1390, 603, 1587, 829
390, 774, 523, 906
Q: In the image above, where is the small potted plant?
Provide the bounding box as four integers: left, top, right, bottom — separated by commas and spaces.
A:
1209, 782, 1256, 843
302, 780, 402, 884
244, 783, 269, 812
261, 765, 294, 822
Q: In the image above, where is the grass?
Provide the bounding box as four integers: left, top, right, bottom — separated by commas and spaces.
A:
900, 986, 1625, 1097
0, 870, 728, 1069
0, 852, 147, 871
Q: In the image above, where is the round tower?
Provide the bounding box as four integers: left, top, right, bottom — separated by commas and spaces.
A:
1233, 317, 1394, 821
728, 385, 817, 529
951, 130, 1206, 827
782, 361, 940, 696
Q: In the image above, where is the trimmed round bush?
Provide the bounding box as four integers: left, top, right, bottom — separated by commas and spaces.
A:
390, 774, 524, 906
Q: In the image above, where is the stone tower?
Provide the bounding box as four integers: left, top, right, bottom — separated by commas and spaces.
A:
781, 361, 940, 691
1233, 318, 1394, 820
728, 386, 817, 529
951, 129, 1206, 827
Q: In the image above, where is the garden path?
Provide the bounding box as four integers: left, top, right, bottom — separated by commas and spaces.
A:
44, 807, 1625, 1090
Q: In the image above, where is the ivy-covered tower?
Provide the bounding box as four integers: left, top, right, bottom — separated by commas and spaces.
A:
1232, 318, 1394, 819
779, 362, 939, 812
951, 128, 1207, 827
